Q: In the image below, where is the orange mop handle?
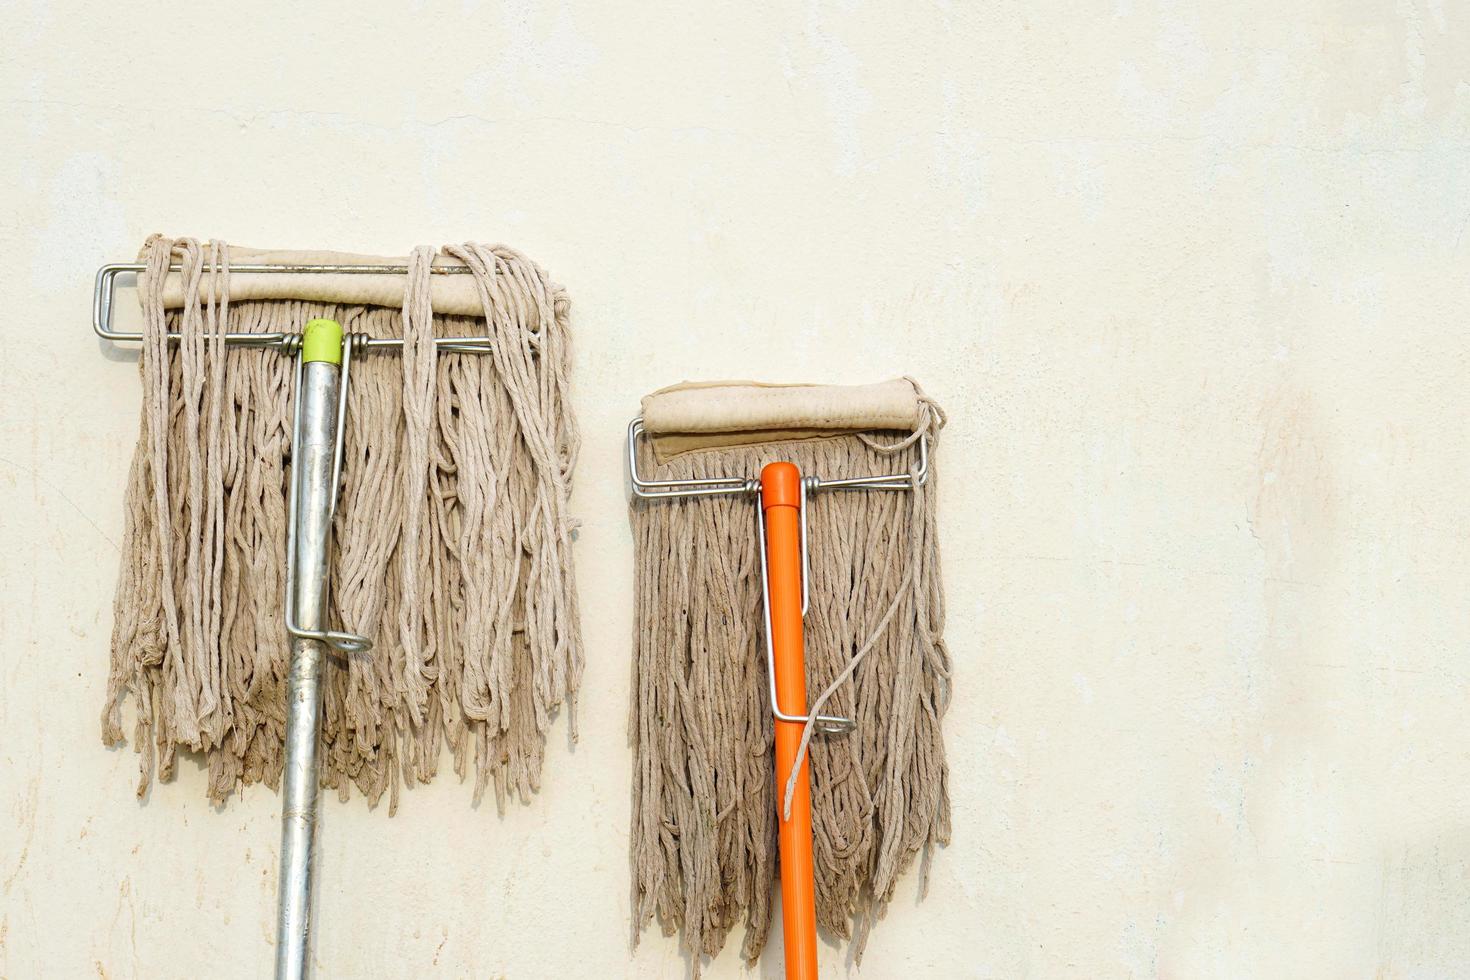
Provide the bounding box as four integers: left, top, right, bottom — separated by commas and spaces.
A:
760, 461, 820, 980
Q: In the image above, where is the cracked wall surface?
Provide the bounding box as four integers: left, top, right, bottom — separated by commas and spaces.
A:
3, 2, 1470, 977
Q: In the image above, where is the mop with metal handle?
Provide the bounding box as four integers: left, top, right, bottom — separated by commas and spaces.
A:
95, 237, 582, 980
627, 379, 950, 977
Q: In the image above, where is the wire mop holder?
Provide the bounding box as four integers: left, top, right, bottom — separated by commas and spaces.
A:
95, 261, 495, 980
627, 417, 929, 734
625, 414, 929, 980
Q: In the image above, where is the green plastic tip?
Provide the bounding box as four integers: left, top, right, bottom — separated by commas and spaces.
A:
302, 318, 343, 365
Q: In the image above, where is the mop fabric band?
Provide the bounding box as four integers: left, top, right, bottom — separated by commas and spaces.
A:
630, 377, 951, 967
149, 246, 494, 314
641, 378, 922, 461
102, 236, 582, 812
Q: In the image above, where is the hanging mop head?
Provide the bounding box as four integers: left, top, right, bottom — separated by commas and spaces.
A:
628, 377, 950, 966
101, 235, 581, 812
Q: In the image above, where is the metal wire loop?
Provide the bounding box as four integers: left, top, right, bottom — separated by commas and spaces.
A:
283, 349, 374, 656
756, 476, 856, 735
625, 416, 929, 501
91, 262, 496, 354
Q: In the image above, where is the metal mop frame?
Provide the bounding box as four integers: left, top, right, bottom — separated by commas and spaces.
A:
626, 417, 929, 980
94, 262, 495, 980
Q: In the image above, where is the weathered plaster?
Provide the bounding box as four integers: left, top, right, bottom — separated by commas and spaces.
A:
3, 2, 1469, 976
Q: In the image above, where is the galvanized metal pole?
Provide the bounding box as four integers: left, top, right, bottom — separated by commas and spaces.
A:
275, 323, 343, 980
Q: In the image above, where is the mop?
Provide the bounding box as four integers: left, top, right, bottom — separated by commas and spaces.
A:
627, 379, 951, 976
96, 236, 581, 977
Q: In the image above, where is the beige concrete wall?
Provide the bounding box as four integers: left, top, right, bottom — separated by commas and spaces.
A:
4, 2, 1470, 977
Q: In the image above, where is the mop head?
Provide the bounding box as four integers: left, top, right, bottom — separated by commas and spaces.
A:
102, 236, 581, 811
630, 378, 950, 964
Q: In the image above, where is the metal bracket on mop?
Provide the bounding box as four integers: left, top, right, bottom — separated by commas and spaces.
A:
92, 261, 495, 353
625, 416, 931, 735
625, 417, 929, 500
283, 337, 373, 655
756, 476, 855, 735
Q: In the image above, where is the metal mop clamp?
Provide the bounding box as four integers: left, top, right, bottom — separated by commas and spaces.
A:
95, 262, 496, 980
627, 413, 930, 980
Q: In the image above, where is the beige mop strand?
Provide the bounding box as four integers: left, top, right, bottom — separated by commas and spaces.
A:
627, 379, 951, 973
96, 238, 582, 975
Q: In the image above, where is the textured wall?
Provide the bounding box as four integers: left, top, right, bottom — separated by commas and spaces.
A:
4, 2, 1470, 977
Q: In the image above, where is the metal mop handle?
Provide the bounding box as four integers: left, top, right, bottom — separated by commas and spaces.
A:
88, 263, 506, 975
276, 319, 357, 980
760, 462, 821, 980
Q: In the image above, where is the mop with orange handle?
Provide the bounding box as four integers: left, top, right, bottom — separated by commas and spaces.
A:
628, 379, 951, 976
